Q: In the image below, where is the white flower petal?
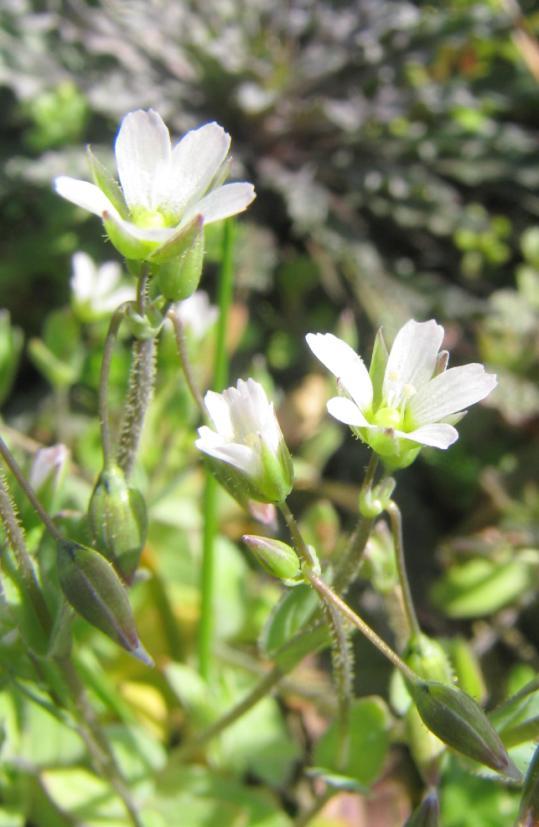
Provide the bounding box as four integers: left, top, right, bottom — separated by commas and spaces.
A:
396, 423, 459, 449
383, 319, 444, 402
54, 177, 117, 218
164, 122, 231, 215
95, 261, 122, 296
71, 252, 96, 300
204, 392, 234, 438
183, 182, 256, 226
115, 109, 171, 211
327, 396, 370, 427
306, 332, 373, 411
409, 364, 497, 425
195, 432, 258, 475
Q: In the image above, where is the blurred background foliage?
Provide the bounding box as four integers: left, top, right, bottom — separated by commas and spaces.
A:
0, 0, 538, 824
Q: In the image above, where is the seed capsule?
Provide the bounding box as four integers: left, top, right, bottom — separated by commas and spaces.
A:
409, 679, 520, 781
57, 540, 153, 665
88, 464, 147, 583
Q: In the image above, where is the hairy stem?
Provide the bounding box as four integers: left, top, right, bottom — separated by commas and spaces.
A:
304, 568, 417, 683
0, 468, 52, 636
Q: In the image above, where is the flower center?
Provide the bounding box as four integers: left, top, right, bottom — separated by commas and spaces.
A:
130, 206, 170, 229
373, 406, 402, 429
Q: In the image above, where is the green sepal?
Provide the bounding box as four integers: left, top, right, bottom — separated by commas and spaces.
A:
88, 465, 147, 583
86, 146, 128, 218
149, 214, 203, 266
154, 221, 205, 301
56, 540, 152, 664
102, 212, 158, 261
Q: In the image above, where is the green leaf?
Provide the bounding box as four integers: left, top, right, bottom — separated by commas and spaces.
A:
151, 765, 291, 827
440, 761, 520, 827
313, 696, 391, 787
431, 558, 536, 619
260, 584, 330, 670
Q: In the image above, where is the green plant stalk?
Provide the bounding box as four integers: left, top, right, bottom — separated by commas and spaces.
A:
304, 567, 418, 684
99, 302, 131, 467
280, 498, 353, 767
198, 219, 236, 681
168, 309, 207, 416
387, 500, 421, 638
59, 657, 145, 827
0, 466, 52, 637
117, 269, 156, 479
173, 462, 378, 756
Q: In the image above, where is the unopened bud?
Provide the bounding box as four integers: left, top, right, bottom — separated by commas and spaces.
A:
29, 444, 69, 512
88, 465, 147, 583
409, 679, 520, 780
242, 535, 301, 584
404, 790, 440, 827
56, 540, 153, 665
359, 477, 396, 518
519, 742, 539, 827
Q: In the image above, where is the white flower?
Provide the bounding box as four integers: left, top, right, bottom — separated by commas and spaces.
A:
70, 252, 134, 320
173, 291, 218, 339
54, 109, 256, 261
196, 378, 293, 503
306, 319, 497, 468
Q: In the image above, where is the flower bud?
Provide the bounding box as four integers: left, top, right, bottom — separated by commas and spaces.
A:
404, 790, 440, 827
358, 477, 396, 518
29, 444, 69, 513
519, 742, 539, 827
88, 465, 147, 583
409, 679, 520, 780
56, 540, 152, 665
242, 535, 301, 583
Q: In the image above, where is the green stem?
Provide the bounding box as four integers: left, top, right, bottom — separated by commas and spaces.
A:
168, 309, 207, 417
59, 657, 145, 827
99, 302, 131, 468
0, 434, 63, 542
0, 467, 52, 636
279, 501, 313, 567
387, 500, 420, 639
304, 568, 418, 684
117, 269, 156, 479
198, 219, 236, 681
174, 665, 283, 761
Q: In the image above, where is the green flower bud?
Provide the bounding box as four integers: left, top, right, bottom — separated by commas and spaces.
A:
242, 535, 301, 583
519, 742, 539, 827
404, 790, 440, 827
88, 465, 147, 583
358, 477, 396, 518
57, 540, 152, 665
409, 679, 521, 780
